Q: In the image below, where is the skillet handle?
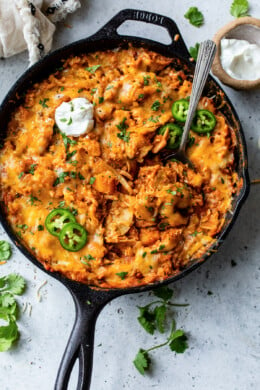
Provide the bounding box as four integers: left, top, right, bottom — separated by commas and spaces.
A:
54, 285, 120, 390
92, 8, 190, 60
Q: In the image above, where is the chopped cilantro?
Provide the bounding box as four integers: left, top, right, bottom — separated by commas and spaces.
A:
28, 195, 40, 205
230, 0, 249, 17
148, 115, 160, 123
78, 88, 84, 93
0, 241, 12, 261
143, 75, 151, 85
116, 117, 130, 143
89, 177, 96, 185
78, 173, 85, 180
37, 225, 44, 231
189, 42, 200, 61
116, 272, 128, 280
184, 7, 204, 27
85, 65, 101, 73
18, 172, 24, 179
98, 97, 104, 104
28, 164, 37, 175
61, 132, 77, 151
91, 88, 97, 95
151, 100, 161, 111
39, 98, 49, 108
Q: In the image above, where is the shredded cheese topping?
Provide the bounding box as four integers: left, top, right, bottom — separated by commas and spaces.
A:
0, 46, 242, 288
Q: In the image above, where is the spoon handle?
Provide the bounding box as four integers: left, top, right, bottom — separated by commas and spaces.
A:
179, 40, 217, 153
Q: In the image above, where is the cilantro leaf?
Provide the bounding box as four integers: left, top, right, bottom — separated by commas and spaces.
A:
61, 131, 77, 151
39, 98, 49, 108
153, 285, 173, 301
169, 329, 188, 353
0, 321, 18, 352
151, 100, 161, 111
189, 43, 200, 61
28, 164, 37, 175
184, 7, 204, 27
0, 240, 12, 261
0, 293, 15, 308
137, 305, 156, 334
0, 302, 17, 322
230, 0, 249, 17
85, 65, 101, 74
0, 274, 26, 295
133, 349, 151, 375
116, 117, 130, 143
154, 305, 166, 333
115, 271, 128, 280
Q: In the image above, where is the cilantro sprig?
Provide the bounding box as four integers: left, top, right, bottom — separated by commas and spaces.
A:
230, 0, 249, 17
0, 274, 26, 352
184, 7, 204, 27
133, 286, 189, 375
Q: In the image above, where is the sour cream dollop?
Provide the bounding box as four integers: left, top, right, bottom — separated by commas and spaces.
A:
221, 38, 260, 81
55, 97, 94, 136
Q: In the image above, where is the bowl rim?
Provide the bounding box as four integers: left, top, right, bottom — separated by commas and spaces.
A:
212, 16, 260, 90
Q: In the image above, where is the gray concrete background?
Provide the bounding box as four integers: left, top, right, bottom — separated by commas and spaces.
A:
0, 1, 259, 389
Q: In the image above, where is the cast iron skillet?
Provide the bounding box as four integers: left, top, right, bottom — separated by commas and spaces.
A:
0, 9, 250, 390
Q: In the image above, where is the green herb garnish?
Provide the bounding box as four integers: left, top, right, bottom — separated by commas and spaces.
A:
143, 75, 151, 85
18, 172, 24, 179
133, 286, 189, 374
230, 0, 249, 17
0, 274, 26, 352
151, 100, 161, 111
116, 117, 130, 143
184, 7, 204, 27
61, 132, 77, 151
116, 272, 128, 280
89, 177, 96, 185
0, 241, 12, 261
189, 42, 200, 61
39, 98, 49, 108
28, 164, 37, 175
85, 65, 101, 73
28, 195, 40, 205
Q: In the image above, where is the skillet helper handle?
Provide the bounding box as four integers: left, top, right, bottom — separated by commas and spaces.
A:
92, 8, 190, 60
55, 287, 118, 390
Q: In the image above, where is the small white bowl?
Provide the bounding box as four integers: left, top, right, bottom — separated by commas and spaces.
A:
212, 17, 260, 90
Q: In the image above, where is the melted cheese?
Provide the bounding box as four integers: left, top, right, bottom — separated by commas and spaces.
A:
0, 46, 241, 288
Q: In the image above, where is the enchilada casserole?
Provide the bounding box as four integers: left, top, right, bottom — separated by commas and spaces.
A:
0, 46, 242, 288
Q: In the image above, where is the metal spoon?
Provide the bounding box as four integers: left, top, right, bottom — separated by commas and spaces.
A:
163, 40, 217, 168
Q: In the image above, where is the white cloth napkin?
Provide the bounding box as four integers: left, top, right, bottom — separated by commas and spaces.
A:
0, 0, 81, 66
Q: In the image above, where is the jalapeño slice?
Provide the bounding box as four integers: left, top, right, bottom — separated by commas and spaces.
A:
191, 109, 216, 133
45, 208, 76, 237
158, 123, 183, 149
171, 99, 189, 122
59, 222, 88, 252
